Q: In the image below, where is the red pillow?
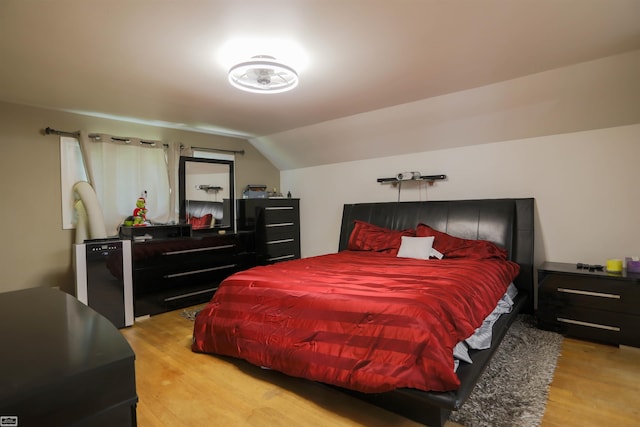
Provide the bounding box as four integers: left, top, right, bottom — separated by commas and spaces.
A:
416, 223, 507, 260
189, 214, 213, 230
348, 220, 415, 255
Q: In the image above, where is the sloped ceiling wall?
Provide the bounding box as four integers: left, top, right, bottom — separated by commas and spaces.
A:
250, 50, 640, 170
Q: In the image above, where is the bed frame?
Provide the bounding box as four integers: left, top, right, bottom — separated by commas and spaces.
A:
336, 198, 535, 426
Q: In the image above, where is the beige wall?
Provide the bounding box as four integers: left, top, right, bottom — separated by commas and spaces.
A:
279, 51, 640, 268
0, 101, 280, 294
282, 124, 640, 269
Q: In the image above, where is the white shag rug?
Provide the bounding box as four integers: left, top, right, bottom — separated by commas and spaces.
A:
449, 315, 563, 427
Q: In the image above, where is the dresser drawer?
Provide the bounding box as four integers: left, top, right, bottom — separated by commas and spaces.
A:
133, 262, 241, 317
133, 236, 240, 267
539, 274, 640, 315
134, 280, 220, 317
263, 240, 300, 263
237, 199, 299, 226
134, 256, 240, 294
264, 222, 298, 240
263, 206, 298, 224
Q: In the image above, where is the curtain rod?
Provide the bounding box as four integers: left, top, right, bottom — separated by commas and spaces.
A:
44, 126, 168, 147
45, 128, 243, 154
43, 127, 111, 140
43, 127, 80, 138
187, 145, 245, 155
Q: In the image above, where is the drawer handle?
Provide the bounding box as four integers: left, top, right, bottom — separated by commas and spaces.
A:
265, 206, 294, 210
266, 223, 294, 228
268, 254, 296, 262
164, 264, 237, 278
164, 287, 218, 302
557, 317, 620, 332
162, 244, 236, 255
557, 287, 620, 299
266, 238, 295, 245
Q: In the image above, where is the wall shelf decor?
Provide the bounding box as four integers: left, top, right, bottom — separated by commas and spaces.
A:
197, 185, 222, 193
377, 172, 446, 184
377, 172, 447, 202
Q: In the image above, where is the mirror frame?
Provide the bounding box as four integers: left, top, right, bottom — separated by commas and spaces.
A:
178, 156, 235, 234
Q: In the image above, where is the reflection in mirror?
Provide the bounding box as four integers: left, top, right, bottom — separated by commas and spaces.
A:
179, 156, 235, 233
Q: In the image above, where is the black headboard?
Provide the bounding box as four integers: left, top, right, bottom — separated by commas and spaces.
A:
339, 198, 534, 313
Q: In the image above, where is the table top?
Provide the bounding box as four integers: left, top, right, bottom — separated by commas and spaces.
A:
0, 287, 135, 403
538, 261, 640, 282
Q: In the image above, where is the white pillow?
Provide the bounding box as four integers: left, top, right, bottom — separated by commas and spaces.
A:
396, 236, 435, 260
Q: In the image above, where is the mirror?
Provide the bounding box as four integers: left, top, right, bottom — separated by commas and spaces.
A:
179, 156, 235, 233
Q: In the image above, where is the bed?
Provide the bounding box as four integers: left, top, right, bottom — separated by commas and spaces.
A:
192, 198, 534, 426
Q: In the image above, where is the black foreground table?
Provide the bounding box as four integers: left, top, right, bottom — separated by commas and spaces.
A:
0, 287, 137, 427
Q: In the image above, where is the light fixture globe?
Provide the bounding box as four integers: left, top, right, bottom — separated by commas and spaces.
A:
228, 55, 299, 94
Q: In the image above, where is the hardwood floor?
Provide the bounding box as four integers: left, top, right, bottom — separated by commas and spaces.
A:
121, 306, 640, 427
542, 339, 640, 427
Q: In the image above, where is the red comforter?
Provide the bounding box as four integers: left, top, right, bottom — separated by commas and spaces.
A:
192, 251, 519, 393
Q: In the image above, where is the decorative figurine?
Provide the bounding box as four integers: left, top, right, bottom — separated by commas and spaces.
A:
132, 197, 148, 226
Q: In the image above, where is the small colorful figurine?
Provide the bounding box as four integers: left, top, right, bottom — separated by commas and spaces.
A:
132, 197, 148, 226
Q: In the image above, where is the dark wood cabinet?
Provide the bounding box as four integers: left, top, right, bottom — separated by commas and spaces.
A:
0, 287, 137, 426
237, 198, 301, 264
537, 261, 640, 347
129, 231, 254, 317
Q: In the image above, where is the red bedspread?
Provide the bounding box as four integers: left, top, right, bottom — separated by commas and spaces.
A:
192, 251, 519, 393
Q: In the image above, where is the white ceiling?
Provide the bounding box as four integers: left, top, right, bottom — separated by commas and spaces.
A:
1, 0, 639, 142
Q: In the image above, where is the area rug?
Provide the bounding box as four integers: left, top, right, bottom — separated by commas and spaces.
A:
181, 307, 202, 321
180, 310, 562, 427
449, 315, 563, 427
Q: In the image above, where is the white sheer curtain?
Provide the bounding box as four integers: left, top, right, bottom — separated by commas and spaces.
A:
78, 132, 172, 236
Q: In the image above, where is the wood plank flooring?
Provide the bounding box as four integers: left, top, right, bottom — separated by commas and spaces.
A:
121, 306, 640, 427
542, 340, 640, 426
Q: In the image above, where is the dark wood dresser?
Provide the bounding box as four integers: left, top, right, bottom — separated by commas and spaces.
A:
129, 232, 254, 317
0, 287, 137, 426
238, 198, 301, 264
537, 261, 640, 347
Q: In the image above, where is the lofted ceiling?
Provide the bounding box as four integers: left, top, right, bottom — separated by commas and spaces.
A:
1, 0, 640, 163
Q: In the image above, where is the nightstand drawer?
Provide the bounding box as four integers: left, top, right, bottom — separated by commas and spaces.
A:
539, 274, 640, 314
538, 306, 640, 347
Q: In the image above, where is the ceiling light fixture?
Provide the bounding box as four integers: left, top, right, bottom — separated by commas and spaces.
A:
228, 55, 299, 94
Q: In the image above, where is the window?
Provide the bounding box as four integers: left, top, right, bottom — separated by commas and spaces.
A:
192, 149, 235, 162
60, 134, 172, 237
85, 137, 171, 235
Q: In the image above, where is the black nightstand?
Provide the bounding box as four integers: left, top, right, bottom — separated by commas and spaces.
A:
537, 261, 640, 347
